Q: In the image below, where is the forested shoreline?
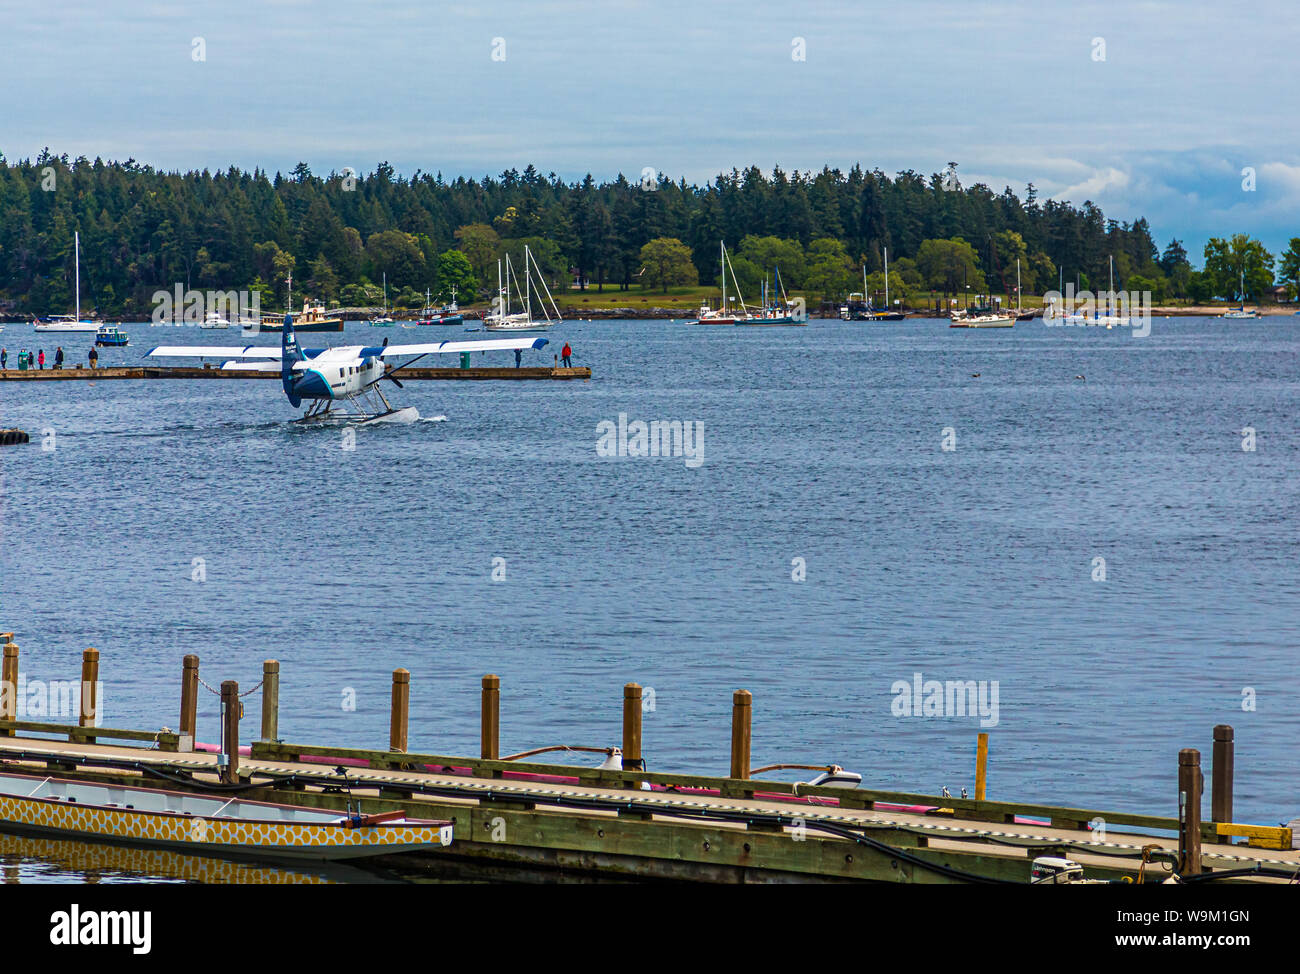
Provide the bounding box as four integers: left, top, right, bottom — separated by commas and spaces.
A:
0, 151, 1295, 314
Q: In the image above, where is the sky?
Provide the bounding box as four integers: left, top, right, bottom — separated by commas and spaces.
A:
2, 0, 1298, 260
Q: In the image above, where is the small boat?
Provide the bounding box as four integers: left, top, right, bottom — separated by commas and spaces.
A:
740, 263, 806, 326
414, 288, 464, 326
851, 249, 907, 321
94, 325, 128, 347
36, 232, 98, 332
691, 241, 752, 325
248, 274, 344, 333
951, 306, 1014, 328
0, 771, 453, 863
199, 312, 231, 329
369, 272, 395, 325
1221, 269, 1258, 318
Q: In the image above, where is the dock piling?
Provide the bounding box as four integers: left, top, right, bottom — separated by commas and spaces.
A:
975, 732, 989, 801
261, 660, 280, 742
79, 648, 99, 728
220, 680, 240, 784
1178, 748, 1203, 875
1212, 724, 1234, 834
390, 668, 409, 753
179, 655, 199, 744
1, 642, 17, 736
729, 689, 752, 779
623, 683, 643, 772
480, 674, 499, 760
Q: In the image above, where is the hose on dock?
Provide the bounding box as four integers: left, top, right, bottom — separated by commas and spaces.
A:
0, 748, 1019, 884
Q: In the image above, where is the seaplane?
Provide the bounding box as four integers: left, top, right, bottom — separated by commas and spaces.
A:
145, 313, 549, 424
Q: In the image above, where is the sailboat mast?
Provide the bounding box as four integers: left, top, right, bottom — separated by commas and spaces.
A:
74, 231, 80, 322
1016, 258, 1021, 313
720, 241, 726, 314
383, 271, 387, 314
525, 245, 532, 320
884, 247, 890, 310
1108, 255, 1114, 317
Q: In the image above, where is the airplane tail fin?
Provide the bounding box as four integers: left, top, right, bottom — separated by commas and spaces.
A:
281, 313, 302, 407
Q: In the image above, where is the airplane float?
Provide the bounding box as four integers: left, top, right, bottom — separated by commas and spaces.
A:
145, 314, 549, 424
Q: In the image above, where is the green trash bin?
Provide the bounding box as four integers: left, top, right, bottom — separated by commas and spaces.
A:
460, 351, 471, 370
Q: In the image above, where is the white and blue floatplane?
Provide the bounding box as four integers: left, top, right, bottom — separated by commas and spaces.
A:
145, 313, 549, 424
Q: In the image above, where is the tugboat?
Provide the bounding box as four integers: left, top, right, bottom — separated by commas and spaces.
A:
94, 325, 129, 346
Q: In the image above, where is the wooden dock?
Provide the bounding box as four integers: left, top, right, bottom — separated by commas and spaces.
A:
0, 366, 590, 381
1, 640, 1295, 884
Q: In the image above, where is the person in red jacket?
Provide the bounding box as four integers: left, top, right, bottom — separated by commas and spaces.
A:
37, 349, 45, 370
561, 342, 572, 367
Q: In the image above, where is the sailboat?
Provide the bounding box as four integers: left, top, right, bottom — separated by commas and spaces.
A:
743, 264, 805, 326
858, 248, 906, 321
36, 232, 98, 332
1092, 255, 1129, 327
370, 272, 394, 325
1014, 259, 1037, 320
484, 245, 561, 332
1221, 269, 1258, 318
691, 242, 752, 325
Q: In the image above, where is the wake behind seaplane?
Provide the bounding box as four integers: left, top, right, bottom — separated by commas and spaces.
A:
145, 314, 549, 423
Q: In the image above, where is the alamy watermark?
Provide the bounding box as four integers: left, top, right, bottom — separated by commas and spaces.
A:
1, 677, 104, 724
150, 285, 261, 327
890, 672, 999, 727
1043, 285, 1151, 337
596, 413, 704, 468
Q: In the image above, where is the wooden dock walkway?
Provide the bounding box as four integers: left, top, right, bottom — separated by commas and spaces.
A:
1, 641, 1294, 883
0, 366, 590, 381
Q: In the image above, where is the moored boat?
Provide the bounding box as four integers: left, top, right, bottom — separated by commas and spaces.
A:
0, 771, 453, 863
691, 241, 753, 325
95, 325, 129, 346
484, 247, 560, 332
35, 231, 98, 332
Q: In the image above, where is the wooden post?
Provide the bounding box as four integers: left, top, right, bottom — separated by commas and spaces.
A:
79, 648, 100, 728
480, 674, 499, 760
729, 689, 752, 779
1, 642, 17, 736
389, 668, 409, 753
179, 655, 199, 742
623, 683, 643, 771
1212, 724, 1234, 831
975, 731, 989, 801
1178, 748, 1203, 875
220, 681, 240, 784
261, 660, 280, 743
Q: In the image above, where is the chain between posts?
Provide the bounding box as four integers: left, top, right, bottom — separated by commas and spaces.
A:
197, 675, 263, 698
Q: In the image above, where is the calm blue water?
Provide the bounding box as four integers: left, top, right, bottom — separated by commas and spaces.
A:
1, 315, 1298, 881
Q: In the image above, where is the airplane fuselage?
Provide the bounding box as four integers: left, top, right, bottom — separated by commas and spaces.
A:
290, 346, 387, 400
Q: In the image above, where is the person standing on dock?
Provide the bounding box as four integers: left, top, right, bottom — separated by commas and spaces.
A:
88, 346, 98, 369
54, 347, 64, 370
561, 342, 573, 367
1, 348, 6, 370
37, 349, 45, 370
514, 349, 522, 368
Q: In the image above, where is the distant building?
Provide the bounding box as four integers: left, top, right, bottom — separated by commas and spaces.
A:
1264, 285, 1290, 303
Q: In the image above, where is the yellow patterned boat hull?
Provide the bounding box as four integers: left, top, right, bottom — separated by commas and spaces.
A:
0, 772, 452, 863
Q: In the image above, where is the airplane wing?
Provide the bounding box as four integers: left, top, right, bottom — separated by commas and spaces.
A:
377, 337, 549, 359
220, 361, 283, 371
219, 361, 312, 372
146, 345, 283, 359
